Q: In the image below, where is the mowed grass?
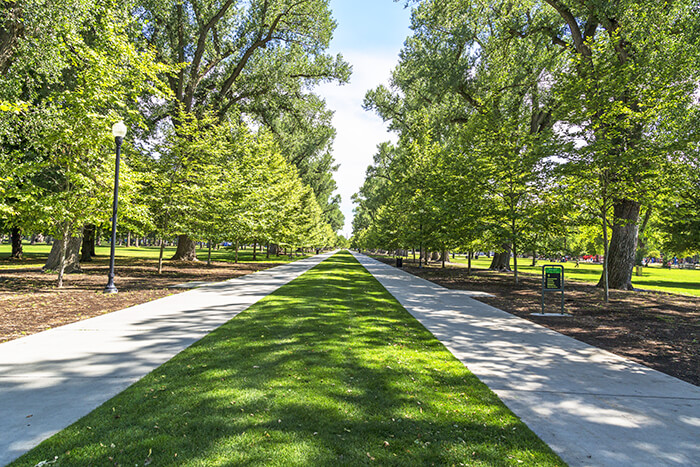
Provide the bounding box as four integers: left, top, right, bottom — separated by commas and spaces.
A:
10, 252, 564, 466
448, 255, 700, 297
0, 243, 309, 270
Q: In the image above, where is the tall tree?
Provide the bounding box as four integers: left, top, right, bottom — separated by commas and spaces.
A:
137, 0, 350, 259
540, 0, 700, 289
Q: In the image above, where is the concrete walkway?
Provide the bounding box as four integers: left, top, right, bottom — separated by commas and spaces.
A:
0, 252, 336, 465
353, 253, 700, 467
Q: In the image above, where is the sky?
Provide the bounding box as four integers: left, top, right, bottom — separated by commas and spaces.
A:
316, 0, 413, 237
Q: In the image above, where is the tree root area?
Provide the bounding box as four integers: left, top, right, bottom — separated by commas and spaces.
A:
387, 260, 699, 386
0, 258, 276, 343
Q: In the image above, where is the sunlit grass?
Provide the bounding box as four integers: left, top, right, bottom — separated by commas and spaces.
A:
0, 243, 309, 270
10, 252, 564, 466
444, 255, 700, 297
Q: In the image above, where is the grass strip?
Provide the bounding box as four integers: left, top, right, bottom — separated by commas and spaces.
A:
0, 244, 308, 270
11, 251, 564, 466
446, 256, 700, 297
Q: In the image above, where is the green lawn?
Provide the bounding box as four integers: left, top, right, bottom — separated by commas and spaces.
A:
0, 243, 310, 270
446, 255, 700, 297
10, 252, 563, 466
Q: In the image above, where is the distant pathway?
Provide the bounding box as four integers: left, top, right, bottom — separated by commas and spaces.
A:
0, 252, 336, 465
353, 253, 700, 467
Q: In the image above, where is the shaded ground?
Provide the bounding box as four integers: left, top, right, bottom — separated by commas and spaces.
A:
377, 257, 699, 387
0, 256, 277, 343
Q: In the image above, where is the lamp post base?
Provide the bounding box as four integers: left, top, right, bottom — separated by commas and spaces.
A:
103, 284, 118, 294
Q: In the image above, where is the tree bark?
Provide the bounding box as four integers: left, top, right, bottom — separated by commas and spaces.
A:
10, 227, 22, 259
531, 251, 537, 267
171, 234, 198, 261
253, 242, 257, 261
489, 244, 512, 271
80, 224, 96, 262
512, 241, 519, 285
44, 229, 82, 275
0, 2, 23, 74
597, 199, 640, 290
158, 238, 165, 274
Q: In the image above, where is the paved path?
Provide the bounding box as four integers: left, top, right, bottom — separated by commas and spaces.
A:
353, 253, 700, 467
0, 252, 335, 465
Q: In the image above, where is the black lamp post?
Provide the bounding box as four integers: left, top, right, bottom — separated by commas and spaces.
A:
104, 121, 127, 294
419, 209, 425, 269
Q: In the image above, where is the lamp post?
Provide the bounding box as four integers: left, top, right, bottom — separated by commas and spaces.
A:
418, 209, 425, 269
104, 121, 127, 294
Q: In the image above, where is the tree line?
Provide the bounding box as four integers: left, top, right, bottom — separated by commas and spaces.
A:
352, 0, 700, 298
0, 0, 349, 286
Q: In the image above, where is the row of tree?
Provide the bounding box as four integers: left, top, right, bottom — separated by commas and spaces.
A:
0, 0, 350, 285
352, 0, 700, 297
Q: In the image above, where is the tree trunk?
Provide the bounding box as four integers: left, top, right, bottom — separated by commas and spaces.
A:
442, 249, 450, 264
253, 242, 257, 261
10, 227, 22, 259
600, 203, 610, 302
467, 250, 472, 275
207, 240, 212, 266
158, 238, 165, 274
489, 244, 512, 271
597, 199, 640, 290
80, 224, 96, 262
44, 228, 82, 276
235, 241, 239, 264
512, 240, 519, 285
127, 231, 131, 247
171, 234, 197, 261
531, 251, 537, 267
266, 242, 270, 259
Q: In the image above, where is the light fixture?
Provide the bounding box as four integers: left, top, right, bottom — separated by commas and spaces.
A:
112, 121, 127, 138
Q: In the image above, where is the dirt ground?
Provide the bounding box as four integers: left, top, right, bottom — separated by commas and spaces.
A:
379, 258, 699, 387
0, 256, 277, 343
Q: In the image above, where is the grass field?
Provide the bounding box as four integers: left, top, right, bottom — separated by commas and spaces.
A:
10, 252, 563, 466
443, 255, 700, 297
0, 243, 310, 270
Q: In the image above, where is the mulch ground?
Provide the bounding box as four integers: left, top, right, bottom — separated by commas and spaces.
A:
3, 254, 698, 387
0, 256, 277, 343
377, 258, 699, 387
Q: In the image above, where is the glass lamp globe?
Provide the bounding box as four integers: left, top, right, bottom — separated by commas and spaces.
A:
112, 121, 127, 138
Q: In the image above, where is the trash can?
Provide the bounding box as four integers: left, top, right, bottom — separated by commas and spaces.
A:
396, 257, 403, 268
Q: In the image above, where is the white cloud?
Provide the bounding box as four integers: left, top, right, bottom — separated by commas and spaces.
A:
317, 50, 400, 237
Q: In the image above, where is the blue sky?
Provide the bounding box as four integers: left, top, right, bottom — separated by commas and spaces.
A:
316, 0, 413, 237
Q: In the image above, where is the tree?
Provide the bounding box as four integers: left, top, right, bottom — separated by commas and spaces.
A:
540, 0, 700, 289
137, 0, 350, 259
0, 0, 169, 286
